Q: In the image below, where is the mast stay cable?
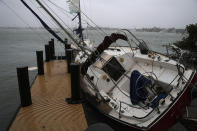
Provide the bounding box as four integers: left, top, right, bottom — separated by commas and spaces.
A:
35, 0, 92, 57
20, 0, 65, 43
29, 0, 65, 40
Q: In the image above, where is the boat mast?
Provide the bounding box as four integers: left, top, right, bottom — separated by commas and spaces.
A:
35, 0, 90, 55
20, 0, 64, 43
72, 0, 84, 43
35, 0, 77, 45
78, 1, 84, 42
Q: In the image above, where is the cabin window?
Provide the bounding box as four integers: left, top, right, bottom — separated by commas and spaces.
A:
102, 57, 125, 81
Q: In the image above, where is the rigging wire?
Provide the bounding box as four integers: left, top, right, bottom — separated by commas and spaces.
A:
47, 0, 72, 14
40, 0, 89, 50
35, 3, 67, 55
46, 0, 78, 28
28, 0, 53, 40
41, 0, 75, 34
46, 0, 105, 42
31, 0, 75, 49
44, 0, 112, 49
37, 0, 94, 57
62, 0, 109, 38
29, 0, 66, 43
45, 0, 88, 39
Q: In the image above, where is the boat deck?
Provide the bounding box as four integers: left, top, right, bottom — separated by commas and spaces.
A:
10, 60, 88, 131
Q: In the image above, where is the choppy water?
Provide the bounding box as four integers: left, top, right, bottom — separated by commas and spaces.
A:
0, 28, 183, 130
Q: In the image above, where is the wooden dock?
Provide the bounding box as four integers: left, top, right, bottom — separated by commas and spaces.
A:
10, 60, 88, 131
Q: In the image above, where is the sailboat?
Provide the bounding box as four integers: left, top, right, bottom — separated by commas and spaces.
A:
21, 0, 197, 130
78, 36, 197, 130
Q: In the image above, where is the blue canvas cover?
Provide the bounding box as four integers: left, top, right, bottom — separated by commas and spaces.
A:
130, 70, 152, 105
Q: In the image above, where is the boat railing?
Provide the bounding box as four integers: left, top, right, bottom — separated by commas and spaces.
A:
118, 100, 155, 120
117, 29, 151, 55
119, 101, 142, 109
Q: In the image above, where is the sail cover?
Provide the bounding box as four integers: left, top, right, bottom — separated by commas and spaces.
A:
67, 0, 80, 14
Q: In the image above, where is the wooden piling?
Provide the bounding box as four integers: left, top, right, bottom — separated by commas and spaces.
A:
66, 63, 81, 104
45, 44, 50, 62
16, 66, 32, 107
64, 38, 71, 49
66, 49, 73, 73
51, 38, 56, 59
36, 51, 44, 75
49, 40, 55, 60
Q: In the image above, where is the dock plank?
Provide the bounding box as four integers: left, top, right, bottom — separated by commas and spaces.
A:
10, 60, 88, 131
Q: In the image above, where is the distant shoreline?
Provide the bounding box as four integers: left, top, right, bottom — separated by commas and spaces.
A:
0, 26, 185, 34
0, 27, 46, 30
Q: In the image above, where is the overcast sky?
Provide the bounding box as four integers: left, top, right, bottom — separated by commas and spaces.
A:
0, 0, 197, 28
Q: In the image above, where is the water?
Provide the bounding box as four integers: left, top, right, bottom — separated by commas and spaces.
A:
0, 28, 183, 130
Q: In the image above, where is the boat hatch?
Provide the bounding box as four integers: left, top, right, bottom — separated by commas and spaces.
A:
102, 57, 125, 81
